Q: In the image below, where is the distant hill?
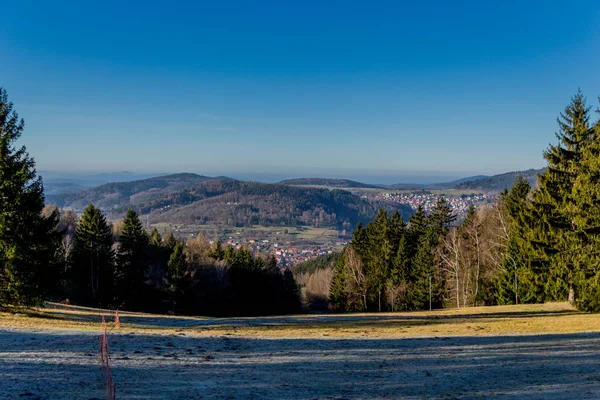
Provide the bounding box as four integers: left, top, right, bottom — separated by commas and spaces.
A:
46, 173, 214, 210
389, 175, 489, 190
48, 174, 413, 228
141, 179, 413, 228
44, 181, 90, 196
455, 169, 544, 191
279, 177, 384, 189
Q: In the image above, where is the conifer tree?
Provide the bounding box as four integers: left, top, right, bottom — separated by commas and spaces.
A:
366, 209, 391, 311
71, 204, 114, 305
208, 239, 225, 261
526, 90, 593, 303
406, 205, 427, 255
149, 229, 162, 246
570, 107, 600, 311
0, 88, 61, 306
407, 230, 437, 309
164, 241, 190, 314
329, 250, 349, 312
115, 209, 149, 308
428, 197, 456, 236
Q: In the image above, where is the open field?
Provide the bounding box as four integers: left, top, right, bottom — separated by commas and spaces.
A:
2, 303, 600, 399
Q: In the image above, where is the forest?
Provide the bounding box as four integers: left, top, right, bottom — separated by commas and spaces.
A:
0, 87, 300, 316
301, 90, 600, 313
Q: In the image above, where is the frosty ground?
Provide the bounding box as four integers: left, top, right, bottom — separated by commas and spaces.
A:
1, 303, 600, 399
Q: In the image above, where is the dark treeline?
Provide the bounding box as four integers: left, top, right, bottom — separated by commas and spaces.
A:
329, 90, 600, 313
56, 205, 301, 316
0, 87, 300, 316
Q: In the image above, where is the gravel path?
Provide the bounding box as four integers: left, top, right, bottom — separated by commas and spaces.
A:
1, 326, 600, 399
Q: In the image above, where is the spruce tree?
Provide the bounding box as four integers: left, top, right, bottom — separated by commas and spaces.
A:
208, 239, 225, 261
115, 209, 149, 308
494, 177, 542, 304
366, 209, 391, 311
71, 204, 114, 306
149, 229, 162, 246
329, 250, 349, 312
0, 88, 61, 306
428, 197, 456, 236
407, 230, 437, 310
526, 90, 593, 303
570, 107, 600, 311
164, 241, 190, 314
406, 205, 427, 255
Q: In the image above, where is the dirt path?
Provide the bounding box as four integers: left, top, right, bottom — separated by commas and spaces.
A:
1, 326, 600, 399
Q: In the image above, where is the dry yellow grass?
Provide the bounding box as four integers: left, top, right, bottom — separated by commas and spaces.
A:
1, 302, 599, 339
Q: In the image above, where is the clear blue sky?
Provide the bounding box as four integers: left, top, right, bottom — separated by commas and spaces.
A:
1, 1, 599, 184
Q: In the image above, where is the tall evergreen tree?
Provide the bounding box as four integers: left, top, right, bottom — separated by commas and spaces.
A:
428, 197, 456, 236
115, 209, 149, 308
164, 241, 190, 314
70, 204, 114, 306
366, 210, 391, 311
149, 229, 162, 247
329, 250, 349, 312
570, 106, 600, 311
407, 229, 437, 310
526, 90, 593, 303
0, 88, 61, 306
406, 205, 427, 255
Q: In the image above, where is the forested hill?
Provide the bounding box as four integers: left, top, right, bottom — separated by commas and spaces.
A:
47, 174, 413, 228
141, 179, 412, 228
279, 177, 383, 189
46, 173, 215, 209
455, 169, 544, 191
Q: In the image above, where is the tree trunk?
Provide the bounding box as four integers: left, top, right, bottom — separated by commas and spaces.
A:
474, 231, 480, 307
456, 275, 460, 309
569, 286, 575, 304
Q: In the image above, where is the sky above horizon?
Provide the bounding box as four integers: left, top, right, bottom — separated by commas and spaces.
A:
1, 1, 600, 184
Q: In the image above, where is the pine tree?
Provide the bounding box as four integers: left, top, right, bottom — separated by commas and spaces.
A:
0, 88, 61, 306
406, 205, 427, 256
366, 209, 391, 311
164, 242, 190, 314
428, 197, 456, 236
570, 106, 600, 311
329, 250, 349, 312
71, 204, 114, 306
526, 90, 593, 303
388, 210, 406, 256
115, 209, 149, 308
494, 176, 542, 304
208, 239, 225, 261
407, 230, 437, 310
149, 229, 162, 246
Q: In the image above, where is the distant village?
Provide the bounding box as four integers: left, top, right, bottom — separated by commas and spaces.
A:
209, 237, 345, 267
373, 191, 493, 216
169, 191, 494, 268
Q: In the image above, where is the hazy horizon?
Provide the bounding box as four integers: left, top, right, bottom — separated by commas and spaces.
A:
39, 165, 545, 186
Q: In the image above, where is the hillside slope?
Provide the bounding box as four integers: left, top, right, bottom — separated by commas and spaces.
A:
48, 174, 413, 228
455, 168, 543, 191
279, 178, 383, 189
141, 179, 409, 228
46, 173, 214, 210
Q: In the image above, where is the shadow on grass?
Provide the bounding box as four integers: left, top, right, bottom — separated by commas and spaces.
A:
1, 329, 599, 399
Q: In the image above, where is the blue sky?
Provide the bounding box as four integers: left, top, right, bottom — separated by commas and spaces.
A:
1, 1, 600, 184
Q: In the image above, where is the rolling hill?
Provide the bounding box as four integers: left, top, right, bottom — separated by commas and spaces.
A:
46, 173, 215, 210
48, 174, 413, 228
388, 175, 489, 190
279, 178, 384, 189
455, 168, 543, 191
